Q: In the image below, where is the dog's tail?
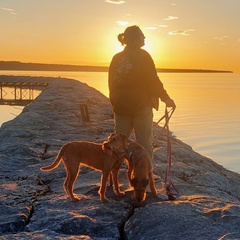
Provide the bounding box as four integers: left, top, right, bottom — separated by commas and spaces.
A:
40, 144, 66, 172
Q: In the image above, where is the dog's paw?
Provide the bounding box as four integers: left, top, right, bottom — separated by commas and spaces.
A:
71, 194, 91, 201
167, 194, 176, 201
129, 182, 134, 187
100, 197, 108, 203
115, 191, 125, 196
70, 197, 80, 202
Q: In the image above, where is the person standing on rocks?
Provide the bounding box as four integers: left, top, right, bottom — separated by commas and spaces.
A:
108, 25, 176, 158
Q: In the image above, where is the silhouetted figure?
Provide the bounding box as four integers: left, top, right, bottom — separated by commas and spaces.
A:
108, 25, 176, 157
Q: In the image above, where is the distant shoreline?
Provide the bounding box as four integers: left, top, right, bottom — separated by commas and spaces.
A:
0, 61, 233, 73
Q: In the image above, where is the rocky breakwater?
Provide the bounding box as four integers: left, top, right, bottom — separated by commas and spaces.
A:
0, 75, 240, 240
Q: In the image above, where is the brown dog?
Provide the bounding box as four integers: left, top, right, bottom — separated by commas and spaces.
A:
40, 133, 127, 202
125, 141, 157, 202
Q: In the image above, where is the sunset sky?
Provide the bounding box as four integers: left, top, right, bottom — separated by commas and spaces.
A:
1, 0, 240, 72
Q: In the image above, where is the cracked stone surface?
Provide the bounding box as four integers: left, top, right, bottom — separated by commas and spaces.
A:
0, 76, 240, 239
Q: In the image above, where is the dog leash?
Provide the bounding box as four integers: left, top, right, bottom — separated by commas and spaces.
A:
158, 106, 180, 200
127, 141, 149, 164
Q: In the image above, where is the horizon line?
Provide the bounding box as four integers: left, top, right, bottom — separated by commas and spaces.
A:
0, 60, 233, 73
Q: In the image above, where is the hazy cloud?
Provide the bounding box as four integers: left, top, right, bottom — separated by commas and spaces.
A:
168, 29, 195, 36
214, 36, 229, 40
158, 24, 168, 28
1, 7, 16, 15
144, 26, 158, 30
117, 20, 129, 26
213, 36, 229, 46
164, 16, 178, 21
105, 0, 125, 4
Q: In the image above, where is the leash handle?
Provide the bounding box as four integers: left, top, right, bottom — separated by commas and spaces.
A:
156, 106, 175, 125
158, 106, 175, 136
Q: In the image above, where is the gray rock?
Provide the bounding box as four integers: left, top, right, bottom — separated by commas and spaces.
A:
0, 76, 240, 239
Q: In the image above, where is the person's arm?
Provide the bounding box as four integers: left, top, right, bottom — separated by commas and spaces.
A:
143, 51, 176, 107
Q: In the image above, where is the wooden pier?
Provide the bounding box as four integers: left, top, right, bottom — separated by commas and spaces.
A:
0, 81, 48, 106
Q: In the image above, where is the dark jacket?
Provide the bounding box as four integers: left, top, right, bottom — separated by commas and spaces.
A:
108, 46, 170, 114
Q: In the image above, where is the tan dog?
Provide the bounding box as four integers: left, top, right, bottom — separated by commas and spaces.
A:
40, 133, 127, 202
125, 141, 157, 202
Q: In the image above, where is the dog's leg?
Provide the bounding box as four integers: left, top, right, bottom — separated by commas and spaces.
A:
98, 171, 110, 202
64, 171, 70, 197
65, 164, 81, 201
111, 166, 125, 196
149, 172, 157, 194
109, 173, 113, 186
127, 163, 134, 187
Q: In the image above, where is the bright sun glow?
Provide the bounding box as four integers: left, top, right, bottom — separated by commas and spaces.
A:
142, 40, 152, 53
142, 32, 166, 68
1, 1, 239, 72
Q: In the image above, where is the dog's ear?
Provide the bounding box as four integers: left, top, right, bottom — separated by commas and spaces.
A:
108, 133, 115, 140
130, 178, 138, 187
102, 141, 111, 150
120, 134, 127, 141
141, 178, 149, 187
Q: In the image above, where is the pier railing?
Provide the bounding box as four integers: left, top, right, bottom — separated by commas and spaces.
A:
0, 81, 48, 106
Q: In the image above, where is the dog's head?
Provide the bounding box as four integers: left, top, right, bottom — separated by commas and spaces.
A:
102, 133, 128, 158
130, 177, 149, 202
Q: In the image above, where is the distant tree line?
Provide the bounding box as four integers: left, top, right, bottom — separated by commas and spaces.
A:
0, 61, 233, 73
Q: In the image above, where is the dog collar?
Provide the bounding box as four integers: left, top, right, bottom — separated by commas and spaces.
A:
129, 149, 148, 164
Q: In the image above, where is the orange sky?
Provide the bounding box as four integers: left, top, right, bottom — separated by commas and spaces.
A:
1, 0, 240, 72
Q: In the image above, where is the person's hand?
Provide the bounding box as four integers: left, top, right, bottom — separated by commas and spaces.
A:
165, 98, 176, 108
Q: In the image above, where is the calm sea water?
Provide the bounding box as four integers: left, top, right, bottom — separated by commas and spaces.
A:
1, 70, 240, 174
